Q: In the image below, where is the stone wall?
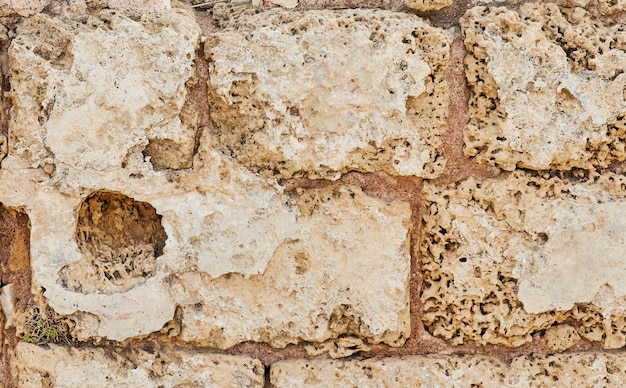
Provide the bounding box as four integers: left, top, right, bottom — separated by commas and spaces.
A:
1, 0, 626, 386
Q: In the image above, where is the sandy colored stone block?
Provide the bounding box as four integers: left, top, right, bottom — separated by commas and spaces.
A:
462, 4, 626, 171
422, 171, 626, 348
598, 0, 626, 14
542, 324, 581, 352
271, 353, 626, 387
8, 3, 200, 171
0, 0, 49, 16
13, 342, 264, 387
406, 0, 451, 11
207, 8, 450, 180
172, 183, 411, 349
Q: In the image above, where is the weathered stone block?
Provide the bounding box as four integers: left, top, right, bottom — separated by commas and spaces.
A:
0, 128, 411, 348
422, 171, 626, 348
207, 8, 450, 179
270, 353, 626, 387
172, 183, 411, 349
0, 0, 49, 16
462, 4, 626, 171
13, 342, 264, 387
8, 4, 200, 171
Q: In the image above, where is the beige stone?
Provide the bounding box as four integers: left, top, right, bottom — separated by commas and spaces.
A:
207, 8, 450, 180
107, 0, 171, 13
172, 183, 412, 349
542, 324, 580, 352
8, 4, 201, 171
270, 353, 626, 387
462, 4, 626, 171
0, 0, 49, 16
4, 8, 412, 346
598, 0, 626, 14
422, 171, 626, 348
13, 342, 264, 387
406, 0, 451, 11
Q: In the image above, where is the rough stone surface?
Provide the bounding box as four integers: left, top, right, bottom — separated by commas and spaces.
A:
3, 7, 413, 347
271, 353, 626, 387
8, 4, 201, 171
172, 183, 412, 349
207, 8, 450, 180
422, 170, 626, 348
462, 4, 626, 171
12, 342, 264, 387
107, 0, 171, 13
0, 0, 49, 16
406, 0, 451, 12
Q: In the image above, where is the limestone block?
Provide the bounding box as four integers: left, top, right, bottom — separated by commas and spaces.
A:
0, 133, 410, 345
13, 342, 264, 387
422, 171, 626, 348
542, 324, 580, 352
8, 4, 201, 171
0, 0, 49, 16
598, 0, 626, 15
171, 183, 411, 349
406, 0, 451, 12
206, 9, 450, 179
461, 4, 626, 171
270, 353, 626, 387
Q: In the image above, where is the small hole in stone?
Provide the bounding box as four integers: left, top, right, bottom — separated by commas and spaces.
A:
59, 191, 167, 294
459, 257, 467, 263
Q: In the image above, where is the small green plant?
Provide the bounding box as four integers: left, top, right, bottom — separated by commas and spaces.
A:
20, 303, 70, 345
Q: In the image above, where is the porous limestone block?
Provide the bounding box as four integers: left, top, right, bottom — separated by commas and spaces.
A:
171, 183, 412, 349
13, 342, 264, 387
0, 0, 49, 16
0, 129, 410, 346
270, 353, 626, 387
598, 0, 626, 15
406, 0, 451, 11
8, 3, 200, 171
207, 9, 451, 180
422, 171, 626, 348
462, 4, 626, 171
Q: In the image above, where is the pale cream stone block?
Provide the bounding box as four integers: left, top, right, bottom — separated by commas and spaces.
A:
13, 342, 264, 387
8, 4, 201, 171
271, 353, 626, 387
462, 4, 626, 171
406, 0, 451, 11
422, 171, 626, 348
207, 9, 450, 180
0, 0, 49, 16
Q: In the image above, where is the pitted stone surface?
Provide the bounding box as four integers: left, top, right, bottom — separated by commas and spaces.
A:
462, 4, 626, 171
0, 0, 49, 16
270, 353, 626, 387
171, 184, 411, 349
8, 4, 201, 171
207, 8, 450, 180
13, 342, 264, 387
422, 171, 626, 348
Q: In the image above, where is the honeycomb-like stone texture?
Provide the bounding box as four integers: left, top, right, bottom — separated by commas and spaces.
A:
270, 353, 626, 387
422, 171, 626, 348
207, 8, 450, 180
8, 4, 200, 171
462, 4, 626, 171
13, 342, 264, 387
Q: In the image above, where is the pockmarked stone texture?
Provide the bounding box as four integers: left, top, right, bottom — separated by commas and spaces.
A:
270, 353, 626, 387
8, 4, 201, 171
422, 171, 626, 348
0, 0, 49, 16
13, 342, 264, 387
462, 4, 626, 171
207, 8, 450, 180
171, 183, 411, 349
